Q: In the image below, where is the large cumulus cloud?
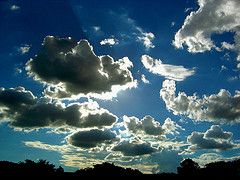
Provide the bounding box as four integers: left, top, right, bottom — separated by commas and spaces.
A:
173, 0, 240, 68
25, 36, 137, 99
187, 125, 235, 151
0, 87, 117, 130
160, 79, 240, 123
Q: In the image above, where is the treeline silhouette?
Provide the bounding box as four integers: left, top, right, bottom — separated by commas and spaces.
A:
177, 158, 240, 178
0, 158, 240, 178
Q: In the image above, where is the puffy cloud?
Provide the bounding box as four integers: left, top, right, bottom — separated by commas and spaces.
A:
112, 140, 157, 156
18, 44, 31, 55
141, 55, 195, 81
136, 27, 155, 49
123, 115, 184, 137
160, 79, 240, 123
67, 129, 118, 149
200, 89, 240, 122
187, 125, 235, 151
100, 38, 119, 46
204, 125, 232, 140
0, 87, 36, 122
0, 87, 117, 130
123, 115, 165, 136
162, 118, 185, 135
25, 36, 137, 99
173, 0, 240, 65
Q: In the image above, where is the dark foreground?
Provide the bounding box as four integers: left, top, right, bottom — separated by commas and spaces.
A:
0, 158, 240, 178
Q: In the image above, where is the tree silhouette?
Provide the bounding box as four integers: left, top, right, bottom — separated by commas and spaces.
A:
0, 159, 64, 177
177, 158, 200, 177
1, 158, 240, 177
202, 159, 240, 178
75, 162, 142, 176
18, 159, 56, 175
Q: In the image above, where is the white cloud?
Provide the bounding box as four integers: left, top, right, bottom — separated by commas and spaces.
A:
141, 74, 150, 84
237, 63, 240, 69
100, 38, 119, 46
220, 65, 227, 71
184, 7, 194, 13
162, 118, 185, 135
26, 36, 137, 100
187, 125, 236, 151
122, 115, 184, 138
14, 68, 22, 74
10, 5, 20, 11
107, 12, 155, 50
173, 0, 240, 68
160, 79, 240, 123
141, 55, 195, 81
136, 27, 155, 49
18, 44, 31, 55
221, 42, 235, 50
93, 26, 101, 31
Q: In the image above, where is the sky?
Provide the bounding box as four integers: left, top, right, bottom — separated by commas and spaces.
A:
1, 0, 240, 174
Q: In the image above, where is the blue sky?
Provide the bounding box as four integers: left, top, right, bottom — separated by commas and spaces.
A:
1, 0, 240, 173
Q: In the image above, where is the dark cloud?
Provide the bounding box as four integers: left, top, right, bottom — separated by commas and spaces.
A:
0, 87, 35, 111
0, 87, 117, 129
187, 126, 235, 151
112, 141, 157, 156
25, 36, 136, 99
67, 129, 118, 149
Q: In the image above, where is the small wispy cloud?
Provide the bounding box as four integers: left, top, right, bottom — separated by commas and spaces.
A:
141, 55, 195, 81
18, 44, 31, 55
10, 5, 20, 11
141, 74, 150, 84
